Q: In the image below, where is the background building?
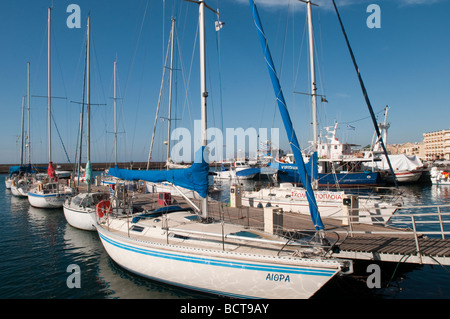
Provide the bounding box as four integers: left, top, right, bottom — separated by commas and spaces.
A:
423, 129, 450, 161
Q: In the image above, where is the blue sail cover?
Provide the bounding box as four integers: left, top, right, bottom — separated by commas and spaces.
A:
108, 147, 209, 198
9, 164, 37, 176
250, 0, 324, 230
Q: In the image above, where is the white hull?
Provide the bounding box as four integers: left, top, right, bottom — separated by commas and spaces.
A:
11, 185, 29, 197
95, 211, 346, 299
28, 192, 69, 208
387, 170, 423, 183
242, 185, 399, 224
431, 178, 450, 185
5, 178, 12, 189
430, 168, 450, 185
63, 192, 110, 231
213, 170, 256, 180
63, 205, 96, 231
27, 183, 73, 209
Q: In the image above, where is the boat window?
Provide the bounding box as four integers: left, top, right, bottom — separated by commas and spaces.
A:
82, 197, 93, 207
130, 225, 145, 233
72, 196, 83, 206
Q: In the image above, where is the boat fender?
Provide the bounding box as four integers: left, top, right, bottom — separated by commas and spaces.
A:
38, 183, 42, 192
96, 200, 112, 218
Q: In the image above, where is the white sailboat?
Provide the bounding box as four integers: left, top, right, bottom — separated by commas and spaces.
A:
11, 63, 34, 198
28, 8, 73, 209
93, 1, 352, 299
63, 17, 108, 231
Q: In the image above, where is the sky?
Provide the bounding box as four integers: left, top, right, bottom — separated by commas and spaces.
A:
0, 0, 449, 165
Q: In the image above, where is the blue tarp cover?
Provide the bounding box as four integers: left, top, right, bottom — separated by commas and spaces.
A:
108, 147, 209, 198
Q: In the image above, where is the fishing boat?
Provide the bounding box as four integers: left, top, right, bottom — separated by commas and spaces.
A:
93, 0, 352, 299
272, 122, 383, 187
28, 8, 73, 208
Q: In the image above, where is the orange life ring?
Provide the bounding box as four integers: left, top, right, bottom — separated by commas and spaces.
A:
96, 200, 112, 218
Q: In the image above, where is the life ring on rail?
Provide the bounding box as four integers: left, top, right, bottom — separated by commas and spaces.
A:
96, 200, 112, 218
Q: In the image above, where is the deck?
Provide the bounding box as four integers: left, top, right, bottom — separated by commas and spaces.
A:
84, 185, 450, 266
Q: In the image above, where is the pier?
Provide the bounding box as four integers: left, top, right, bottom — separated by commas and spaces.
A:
126, 191, 450, 267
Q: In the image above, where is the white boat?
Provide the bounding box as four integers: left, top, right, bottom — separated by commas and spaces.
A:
28, 181, 73, 208
361, 107, 424, 183
10, 176, 31, 197
95, 207, 350, 299
430, 167, 450, 185
63, 192, 109, 231
363, 154, 424, 183
242, 182, 400, 224
213, 160, 259, 180
93, 1, 352, 299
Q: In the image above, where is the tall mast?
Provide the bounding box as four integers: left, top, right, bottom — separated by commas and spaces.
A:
166, 17, 176, 164
20, 96, 25, 166
199, 1, 208, 218
300, 0, 318, 189
199, 2, 207, 151
27, 62, 31, 165
114, 61, 117, 167
86, 16, 91, 192
47, 7, 51, 163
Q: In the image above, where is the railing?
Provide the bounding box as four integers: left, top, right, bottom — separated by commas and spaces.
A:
336, 204, 450, 262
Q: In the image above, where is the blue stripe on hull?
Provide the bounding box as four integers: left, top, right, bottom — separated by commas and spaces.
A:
99, 232, 336, 277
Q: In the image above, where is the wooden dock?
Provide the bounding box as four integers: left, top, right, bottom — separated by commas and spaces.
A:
126, 191, 450, 266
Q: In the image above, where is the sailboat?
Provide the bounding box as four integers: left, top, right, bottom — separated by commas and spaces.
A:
11, 63, 35, 198
27, 8, 73, 209
92, 0, 352, 299
63, 17, 110, 231
242, 1, 400, 224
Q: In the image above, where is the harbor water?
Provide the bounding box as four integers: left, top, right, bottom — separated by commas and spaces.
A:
1, 173, 450, 300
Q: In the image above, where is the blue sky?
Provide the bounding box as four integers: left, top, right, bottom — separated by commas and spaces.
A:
0, 0, 449, 165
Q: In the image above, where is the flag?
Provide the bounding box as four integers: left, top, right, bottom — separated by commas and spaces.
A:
215, 20, 225, 31
47, 161, 57, 180
347, 124, 355, 130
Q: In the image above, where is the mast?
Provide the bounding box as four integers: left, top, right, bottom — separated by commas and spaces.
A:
301, 0, 319, 189
86, 16, 91, 192
185, 0, 215, 218
199, 1, 208, 218
20, 96, 25, 167
27, 62, 31, 165
47, 7, 51, 164
249, 0, 324, 230
114, 61, 117, 166
331, 0, 398, 188
166, 17, 176, 165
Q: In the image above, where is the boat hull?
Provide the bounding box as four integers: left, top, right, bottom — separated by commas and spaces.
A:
277, 167, 382, 187
11, 185, 29, 197
28, 190, 72, 208
63, 205, 96, 231
96, 225, 340, 299
242, 187, 398, 224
